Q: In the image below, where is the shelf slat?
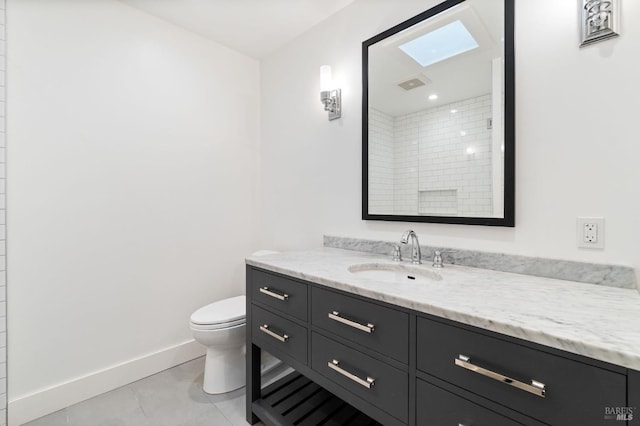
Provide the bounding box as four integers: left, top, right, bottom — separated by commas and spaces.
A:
253, 372, 382, 426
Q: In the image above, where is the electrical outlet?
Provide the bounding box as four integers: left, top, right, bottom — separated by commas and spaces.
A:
577, 217, 604, 249
583, 223, 597, 243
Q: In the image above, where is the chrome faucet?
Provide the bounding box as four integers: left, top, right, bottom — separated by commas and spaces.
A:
400, 230, 421, 264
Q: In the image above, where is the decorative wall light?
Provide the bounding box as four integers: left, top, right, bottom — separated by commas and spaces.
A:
580, 0, 620, 47
319, 65, 341, 121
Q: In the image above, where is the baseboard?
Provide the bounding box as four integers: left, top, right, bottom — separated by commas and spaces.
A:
8, 340, 205, 426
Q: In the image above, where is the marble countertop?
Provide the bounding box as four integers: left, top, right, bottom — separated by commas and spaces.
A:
246, 247, 640, 371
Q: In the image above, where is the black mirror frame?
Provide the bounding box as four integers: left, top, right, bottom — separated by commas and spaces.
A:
362, 0, 515, 227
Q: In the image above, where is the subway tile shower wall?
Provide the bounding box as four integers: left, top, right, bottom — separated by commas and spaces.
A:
368, 94, 495, 217
0, 1, 6, 424
368, 107, 395, 214
416, 94, 493, 217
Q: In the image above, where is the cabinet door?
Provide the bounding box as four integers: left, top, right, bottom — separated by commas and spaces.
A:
311, 287, 409, 363
250, 268, 308, 321
630, 369, 640, 425
417, 317, 626, 425
311, 332, 408, 424
252, 305, 307, 365
417, 379, 531, 426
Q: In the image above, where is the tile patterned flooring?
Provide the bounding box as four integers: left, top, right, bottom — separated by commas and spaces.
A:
23, 357, 285, 426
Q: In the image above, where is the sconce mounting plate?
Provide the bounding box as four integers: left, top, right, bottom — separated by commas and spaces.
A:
321, 89, 341, 121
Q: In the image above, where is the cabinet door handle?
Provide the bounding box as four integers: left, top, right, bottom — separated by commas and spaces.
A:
259, 324, 289, 342
259, 286, 289, 301
328, 359, 375, 389
328, 311, 375, 333
454, 354, 546, 398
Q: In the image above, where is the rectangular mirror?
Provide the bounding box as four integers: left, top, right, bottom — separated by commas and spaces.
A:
362, 0, 514, 226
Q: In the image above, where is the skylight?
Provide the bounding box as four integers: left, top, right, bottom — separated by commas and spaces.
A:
399, 20, 479, 67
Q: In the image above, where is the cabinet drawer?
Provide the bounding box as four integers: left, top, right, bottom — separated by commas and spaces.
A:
417, 317, 626, 425
311, 332, 408, 423
311, 287, 408, 363
251, 305, 307, 365
250, 268, 307, 321
417, 379, 531, 426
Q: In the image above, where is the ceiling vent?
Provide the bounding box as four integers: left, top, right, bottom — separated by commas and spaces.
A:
397, 76, 430, 91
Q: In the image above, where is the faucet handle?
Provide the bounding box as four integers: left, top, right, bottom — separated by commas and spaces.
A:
392, 245, 402, 262
432, 249, 455, 268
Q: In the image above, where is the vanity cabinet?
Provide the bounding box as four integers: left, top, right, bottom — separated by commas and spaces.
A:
247, 266, 632, 426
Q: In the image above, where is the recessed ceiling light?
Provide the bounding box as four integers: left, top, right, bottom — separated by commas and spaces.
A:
428, 94, 438, 100
399, 20, 479, 67
450, 109, 458, 114
466, 147, 474, 155
460, 130, 467, 136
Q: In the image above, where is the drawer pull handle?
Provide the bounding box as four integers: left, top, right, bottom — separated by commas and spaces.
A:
259, 286, 289, 301
259, 324, 289, 343
454, 355, 546, 398
328, 359, 375, 389
328, 311, 375, 333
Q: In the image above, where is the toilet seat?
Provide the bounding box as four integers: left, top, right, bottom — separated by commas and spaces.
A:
190, 295, 246, 327
190, 319, 245, 331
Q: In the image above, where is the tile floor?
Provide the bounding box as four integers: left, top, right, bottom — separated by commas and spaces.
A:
23, 357, 289, 426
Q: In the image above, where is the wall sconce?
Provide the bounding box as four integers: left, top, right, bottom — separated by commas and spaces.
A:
320, 65, 341, 121
580, 0, 620, 47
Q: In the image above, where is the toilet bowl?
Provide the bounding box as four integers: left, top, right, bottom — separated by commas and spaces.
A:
190, 295, 247, 394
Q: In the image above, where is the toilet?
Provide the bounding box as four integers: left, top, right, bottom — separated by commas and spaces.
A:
190, 295, 247, 394
190, 249, 281, 394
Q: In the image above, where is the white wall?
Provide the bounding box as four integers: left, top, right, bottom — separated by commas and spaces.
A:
260, 0, 640, 278
7, 1, 260, 423
0, 1, 6, 424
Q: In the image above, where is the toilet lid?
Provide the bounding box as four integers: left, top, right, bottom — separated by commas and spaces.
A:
190, 295, 246, 326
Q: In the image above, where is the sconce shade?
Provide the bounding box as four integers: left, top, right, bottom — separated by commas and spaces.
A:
319, 65, 341, 121
320, 65, 332, 91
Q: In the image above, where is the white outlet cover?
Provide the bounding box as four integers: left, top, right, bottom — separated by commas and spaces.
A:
577, 217, 605, 249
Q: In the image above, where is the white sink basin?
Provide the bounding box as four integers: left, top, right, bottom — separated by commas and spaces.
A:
348, 263, 442, 284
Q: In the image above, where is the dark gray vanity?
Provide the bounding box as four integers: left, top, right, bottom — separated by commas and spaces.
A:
246, 262, 639, 425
